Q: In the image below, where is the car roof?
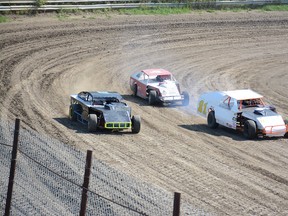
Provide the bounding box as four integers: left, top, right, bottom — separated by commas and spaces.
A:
72, 91, 123, 100
142, 68, 172, 76
224, 89, 263, 100
89, 91, 123, 100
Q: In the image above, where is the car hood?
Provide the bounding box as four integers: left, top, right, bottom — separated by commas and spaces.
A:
149, 81, 180, 96
242, 107, 285, 129
103, 110, 131, 123
92, 103, 131, 122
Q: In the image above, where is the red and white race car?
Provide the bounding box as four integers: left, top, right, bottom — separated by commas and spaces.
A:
129, 68, 189, 106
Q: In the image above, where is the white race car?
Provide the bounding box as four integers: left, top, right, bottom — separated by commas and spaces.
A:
197, 89, 288, 139
130, 68, 189, 106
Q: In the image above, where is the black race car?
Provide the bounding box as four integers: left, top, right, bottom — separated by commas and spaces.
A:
69, 91, 141, 133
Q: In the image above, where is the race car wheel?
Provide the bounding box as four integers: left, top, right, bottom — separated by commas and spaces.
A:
69, 104, 81, 121
243, 120, 257, 139
207, 111, 218, 129
182, 91, 190, 106
148, 90, 157, 105
131, 115, 141, 134
133, 84, 138, 97
88, 114, 98, 132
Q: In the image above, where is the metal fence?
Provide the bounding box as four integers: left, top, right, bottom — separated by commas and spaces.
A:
0, 0, 287, 11
0, 119, 209, 215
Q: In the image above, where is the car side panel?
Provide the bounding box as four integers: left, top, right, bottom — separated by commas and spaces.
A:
72, 95, 91, 121
130, 76, 148, 99
137, 80, 149, 98
197, 92, 223, 117
130, 77, 137, 92
198, 91, 237, 129
214, 106, 237, 129
78, 101, 89, 121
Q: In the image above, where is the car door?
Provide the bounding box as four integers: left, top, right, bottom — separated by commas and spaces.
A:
215, 96, 238, 129
79, 92, 90, 121
137, 73, 149, 98
131, 72, 149, 99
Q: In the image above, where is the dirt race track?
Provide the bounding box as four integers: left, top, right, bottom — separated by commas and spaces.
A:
1, 11, 288, 215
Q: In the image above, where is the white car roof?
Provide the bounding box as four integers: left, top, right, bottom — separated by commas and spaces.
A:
223, 89, 263, 100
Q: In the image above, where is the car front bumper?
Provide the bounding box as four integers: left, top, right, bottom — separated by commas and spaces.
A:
159, 95, 183, 103
105, 122, 131, 129
261, 124, 287, 137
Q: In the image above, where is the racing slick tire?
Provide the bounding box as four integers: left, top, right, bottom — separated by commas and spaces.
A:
88, 114, 98, 132
285, 120, 288, 138
69, 104, 81, 121
243, 120, 257, 139
182, 91, 190, 106
207, 111, 219, 129
133, 84, 138, 97
131, 115, 141, 134
148, 90, 157, 105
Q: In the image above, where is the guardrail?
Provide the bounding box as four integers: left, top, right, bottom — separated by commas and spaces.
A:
0, 0, 287, 11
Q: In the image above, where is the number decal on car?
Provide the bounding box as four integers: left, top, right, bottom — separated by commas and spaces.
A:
198, 100, 207, 115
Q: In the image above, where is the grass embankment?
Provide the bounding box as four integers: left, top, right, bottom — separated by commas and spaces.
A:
261, 4, 288, 11
0, 15, 9, 23
117, 4, 288, 15
0, 4, 288, 22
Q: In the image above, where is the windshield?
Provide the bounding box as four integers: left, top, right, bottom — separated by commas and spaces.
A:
148, 74, 175, 83
92, 97, 120, 105
238, 98, 265, 109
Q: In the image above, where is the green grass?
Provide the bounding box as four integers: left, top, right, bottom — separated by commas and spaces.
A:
1, 4, 288, 19
217, 4, 288, 12
116, 4, 288, 15
260, 4, 288, 11
118, 6, 192, 15
0, 15, 9, 23
56, 9, 70, 20
35, 0, 46, 7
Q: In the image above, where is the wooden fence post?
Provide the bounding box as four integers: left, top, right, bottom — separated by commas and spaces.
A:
173, 192, 181, 216
79, 150, 93, 216
5, 118, 20, 216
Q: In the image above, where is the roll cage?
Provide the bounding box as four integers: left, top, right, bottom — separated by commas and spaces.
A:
135, 71, 176, 84
77, 91, 124, 106
221, 96, 265, 111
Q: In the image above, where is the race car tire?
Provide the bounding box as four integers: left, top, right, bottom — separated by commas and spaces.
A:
182, 91, 190, 106
88, 114, 98, 132
131, 115, 141, 134
133, 84, 138, 97
243, 120, 257, 139
207, 111, 219, 129
69, 104, 81, 121
148, 90, 157, 105
285, 120, 288, 138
